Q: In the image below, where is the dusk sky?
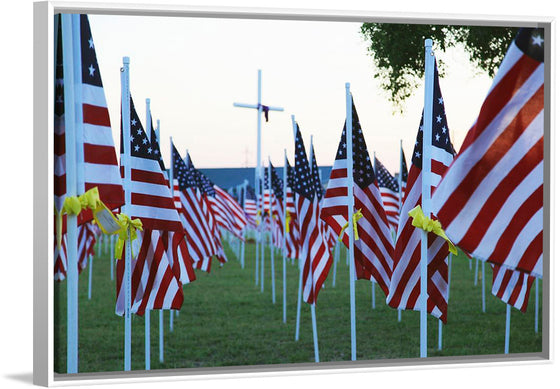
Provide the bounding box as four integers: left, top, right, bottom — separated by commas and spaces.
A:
88, 14, 496, 173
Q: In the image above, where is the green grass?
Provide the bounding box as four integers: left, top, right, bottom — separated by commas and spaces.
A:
54, 239, 542, 374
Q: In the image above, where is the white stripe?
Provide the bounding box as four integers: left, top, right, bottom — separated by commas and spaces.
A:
83, 123, 115, 147
487, 43, 524, 95
81, 83, 108, 107
84, 162, 122, 186
130, 204, 181, 222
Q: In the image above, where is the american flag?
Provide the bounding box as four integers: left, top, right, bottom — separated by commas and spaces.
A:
386, 62, 455, 323
243, 186, 258, 229
116, 229, 184, 316
374, 157, 400, 233
432, 28, 544, 278
264, 162, 284, 248
145, 125, 196, 285
196, 170, 246, 241
284, 159, 300, 259
172, 143, 218, 272
320, 100, 394, 293
193, 166, 228, 264
292, 124, 332, 304
54, 234, 68, 281
310, 144, 337, 252
120, 97, 183, 232
54, 14, 124, 226
491, 264, 535, 312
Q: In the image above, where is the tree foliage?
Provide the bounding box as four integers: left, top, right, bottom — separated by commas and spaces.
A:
359, 24, 516, 110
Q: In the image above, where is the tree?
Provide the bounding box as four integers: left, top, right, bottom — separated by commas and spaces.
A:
360, 24, 516, 111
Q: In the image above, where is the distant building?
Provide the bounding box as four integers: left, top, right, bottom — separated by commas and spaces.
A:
196, 166, 332, 190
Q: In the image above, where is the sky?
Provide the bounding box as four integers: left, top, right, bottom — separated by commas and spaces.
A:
87, 13, 497, 174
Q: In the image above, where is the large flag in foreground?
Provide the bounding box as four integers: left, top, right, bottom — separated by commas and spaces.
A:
321, 101, 394, 294
293, 124, 332, 304
54, 14, 124, 225
386, 63, 455, 323
432, 28, 544, 278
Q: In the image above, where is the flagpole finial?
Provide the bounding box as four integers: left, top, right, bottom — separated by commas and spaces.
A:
425, 38, 433, 47
123, 56, 130, 64
146, 98, 150, 104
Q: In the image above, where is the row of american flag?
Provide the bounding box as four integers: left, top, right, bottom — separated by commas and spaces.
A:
54, 13, 544, 370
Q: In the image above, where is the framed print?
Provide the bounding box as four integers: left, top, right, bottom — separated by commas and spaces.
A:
33, 1, 553, 386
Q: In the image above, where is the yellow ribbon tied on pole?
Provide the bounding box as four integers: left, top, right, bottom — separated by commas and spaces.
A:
114, 214, 143, 260
338, 209, 364, 242
55, 187, 116, 250
285, 211, 291, 233
408, 205, 457, 256
256, 210, 262, 226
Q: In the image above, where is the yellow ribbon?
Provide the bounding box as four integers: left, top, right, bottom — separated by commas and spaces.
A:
256, 210, 262, 226
114, 214, 143, 260
55, 187, 103, 250
285, 211, 291, 233
408, 205, 457, 256
338, 209, 364, 242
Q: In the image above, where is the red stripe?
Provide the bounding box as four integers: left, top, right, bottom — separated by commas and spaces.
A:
82, 103, 111, 127
131, 192, 176, 210
83, 143, 119, 165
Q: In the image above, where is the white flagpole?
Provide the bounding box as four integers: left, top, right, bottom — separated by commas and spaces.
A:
159, 310, 164, 362
283, 150, 288, 323
168, 134, 175, 332
110, 235, 115, 281
505, 304, 511, 354
398, 140, 403, 322
371, 150, 377, 310
420, 38, 435, 358
345, 83, 357, 361
88, 255, 93, 300
241, 183, 246, 269
120, 55, 133, 371
332, 241, 339, 287
292, 115, 303, 341
310, 303, 320, 362
535, 278, 539, 333
261, 165, 265, 293
481, 260, 486, 313
268, 160, 276, 304
143, 98, 153, 371
61, 14, 79, 374
474, 259, 479, 286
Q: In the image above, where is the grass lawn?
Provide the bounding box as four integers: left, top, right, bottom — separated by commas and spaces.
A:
54, 237, 542, 374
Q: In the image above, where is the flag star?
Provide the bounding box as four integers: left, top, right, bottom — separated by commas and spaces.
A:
532, 34, 544, 47
56, 94, 63, 103
134, 145, 140, 152
438, 97, 443, 104
88, 37, 94, 48
442, 126, 447, 134
142, 138, 148, 144
129, 136, 134, 142
435, 133, 440, 141
436, 115, 442, 123
137, 129, 142, 135
420, 125, 423, 132
415, 151, 421, 158
147, 147, 152, 154
88, 64, 95, 76
131, 118, 137, 126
